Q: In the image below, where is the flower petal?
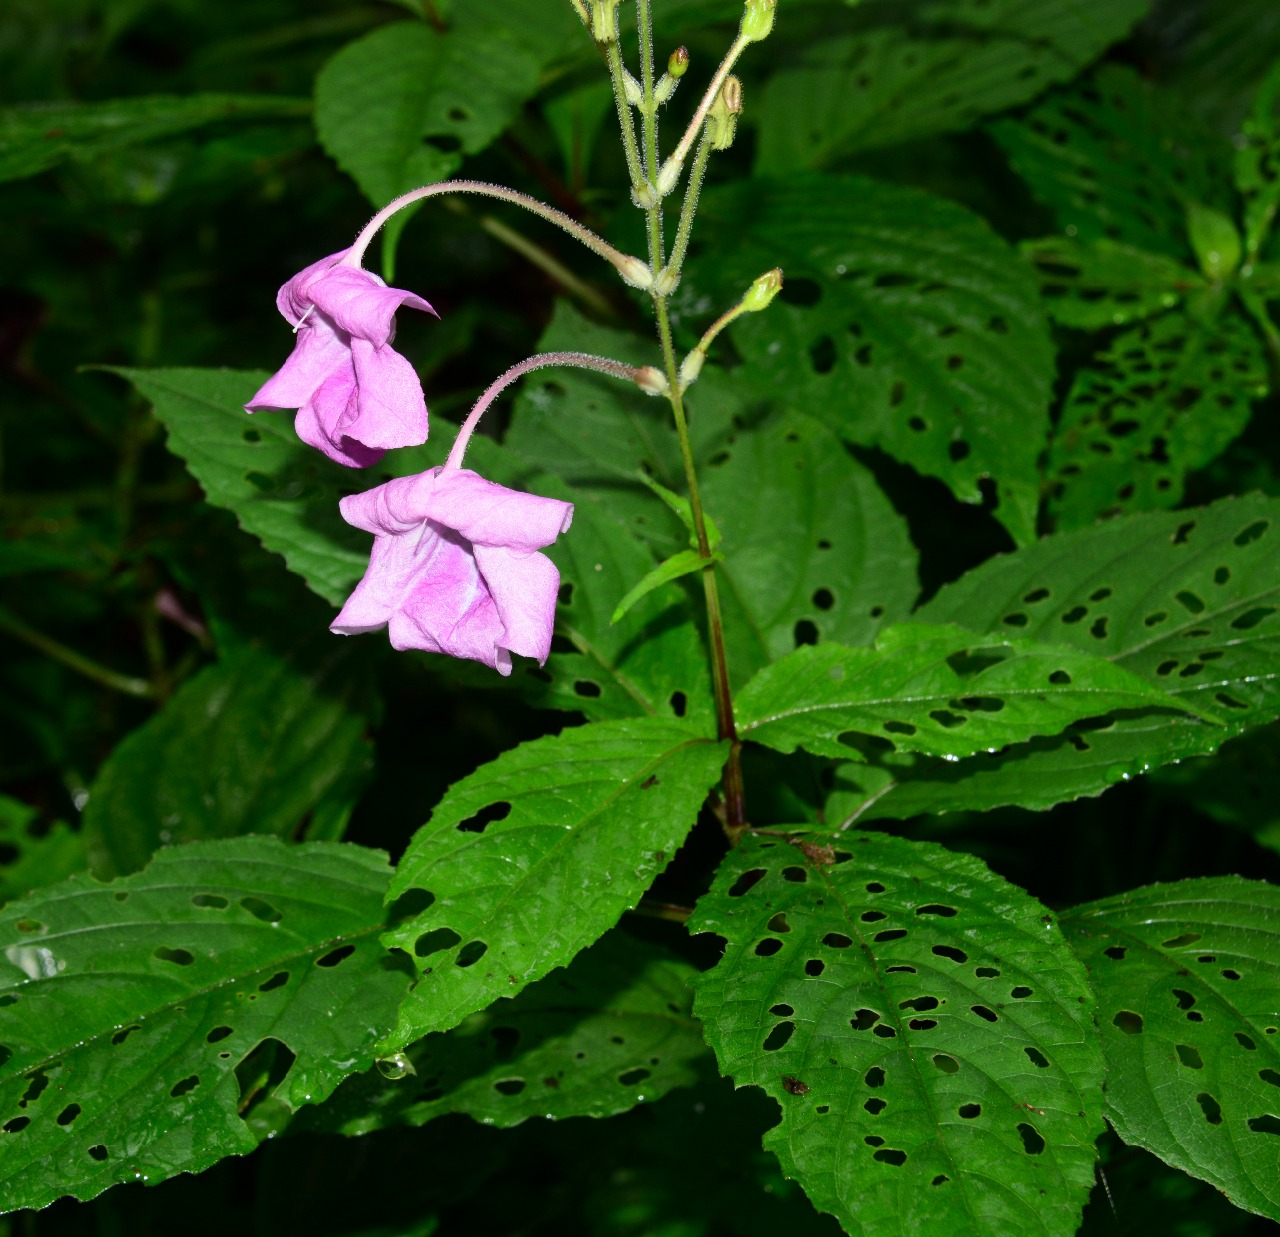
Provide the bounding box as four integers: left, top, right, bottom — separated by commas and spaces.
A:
295, 369, 385, 468
244, 316, 348, 412
345, 337, 430, 450
276, 249, 350, 326
474, 543, 560, 666
426, 470, 574, 552
308, 266, 435, 347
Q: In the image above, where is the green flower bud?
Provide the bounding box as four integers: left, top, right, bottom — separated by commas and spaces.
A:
741, 268, 783, 312
679, 349, 705, 390
634, 366, 669, 396
591, 0, 623, 43
707, 75, 743, 151
615, 253, 655, 289
669, 46, 690, 78
1186, 201, 1242, 282
740, 0, 776, 43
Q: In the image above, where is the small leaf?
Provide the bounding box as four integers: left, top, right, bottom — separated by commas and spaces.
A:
634, 471, 722, 551
0, 797, 83, 905
382, 718, 727, 1049
1186, 202, 1243, 280
1235, 61, 1280, 259
0, 95, 311, 182
691, 833, 1105, 1237
735, 623, 1206, 762
300, 932, 707, 1133
1063, 877, 1280, 1221
611, 549, 718, 625
0, 837, 406, 1211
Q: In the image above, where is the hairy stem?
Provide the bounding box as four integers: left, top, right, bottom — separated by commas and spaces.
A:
665, 127, 712, 281
604, 41, 649, 192
660, 33, 749, 182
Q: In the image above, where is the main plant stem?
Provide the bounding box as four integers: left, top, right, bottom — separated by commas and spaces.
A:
625, 1, 746, 836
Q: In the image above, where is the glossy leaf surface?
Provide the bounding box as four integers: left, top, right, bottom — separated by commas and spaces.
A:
691, 833, 1105, 1236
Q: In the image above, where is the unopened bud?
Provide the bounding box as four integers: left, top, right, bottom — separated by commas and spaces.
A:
634, 366, 669, 396
740, 0, 776, 43
591, 0, 623, 42
741, 268, 783, 312
654, 74, 678, 106
679, 350, 705, 390
631, 181, 660, 210
707, 76, 743, 151
655, 158, 682, 198
622, 71, 643, 107
654, 266, 680, 296
615, 253, 655, 289
669, 47, 690, 78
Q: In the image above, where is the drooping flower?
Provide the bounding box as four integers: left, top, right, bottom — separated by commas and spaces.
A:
331, 467, 574, 675
245, 249, 435, 468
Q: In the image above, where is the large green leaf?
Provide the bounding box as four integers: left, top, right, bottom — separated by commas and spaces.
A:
991, 66, 1221, 261
701, 409, 918, 685
1047, 310, 1268, 530
0, 796, 83, 906
0, 94, 310, 182
690, 832, 1105, 1236
0, 837, 407, 1211
300, 931, 706, 1134
82, 639, 376, 878
833, 494, 1280, 822
754, 0, 1150, 172
1063, 878, 1280, 1221
682, 175, 1055, 545
735, 623, 1202, 762
382, 718, 727, 1048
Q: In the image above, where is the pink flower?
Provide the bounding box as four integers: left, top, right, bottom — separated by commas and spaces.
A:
332, 467, 574, 674
245, 250, 436, 468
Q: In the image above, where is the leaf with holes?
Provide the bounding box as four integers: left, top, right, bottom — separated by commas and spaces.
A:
382, 719, 727, 1049
1047, 310, 1268, 530
880, 493, 1280, 817
0, 837, 407, 1211
991, 66, 1223, 261
1236, 63, 1280, 259
690, 832, 1105, 1236
700, 409, 918, 686
0, 95, 311, 182
1063, 877, 1280, 1221
680, 175, 1055, 545
0, 797, 83, 906
300, 931, 706, 1134
82, 638, 376, 878
1020, 237, 1203, 330
753, 0, 1150, 172
735, 622, 1205, 762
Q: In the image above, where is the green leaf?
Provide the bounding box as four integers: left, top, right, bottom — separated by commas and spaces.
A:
754, 0, 1150, 172
1186, 202, 1243, 281
0, 837, 407, 1211
1047, 310, 1268, 530
991, 66, 1221, 261
858, 493, 1280, 820
0, 94, 311, 183
611, 548, 717, 625
634, 470, 722, 551
735, 623, 1203, 762
382, 718, 727, 1049
700, 409, 919, 685
1063, 877, 1280, 1221
1020, 237, 1202, 330
690, 832, 1106, 1237
0, 797, 83, 906
682, 175, 1055, 545
299, 931, 706, 1134
1235, 62, 1280, 259
82, 639, 376, 878
314, 7, 577, 209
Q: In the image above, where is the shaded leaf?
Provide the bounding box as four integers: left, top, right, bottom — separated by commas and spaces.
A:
300, 932, 706, 1133
0, 94, 310, 182
0, 796, 83, 906
690, 832, 1105, 1237
736, 623, 1202, 762
682, 175, 1055, 545
382, 718, 727, 1048
0, 837, 407, 1211
1236, 62, 1280, 260
1063, 877, 1280, 1221
82, 638, 376, 878
611, 548, 716, 626
754, 0, 1150, 172
1047, 311, 1268, 530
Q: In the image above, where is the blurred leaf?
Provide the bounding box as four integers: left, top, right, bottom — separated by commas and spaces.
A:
701, 410, 919, 685
0, 795, 83, 905
754, 0, 1151, 172
0, 837, 407, 1211
1064, 877, 1280, 1221
1047, 311, 1268, 530
1235, 61, 1280, 260
302, 932, 707, 1134
1020, 237, 1201, 330
0, 94, 310, 182
690, 832, 1105, 1236
991, 66, 1221, 261
82, 637, 377, 878
735, 622, 1204, 762
682, 175, 1055, 546
382, 718, 727, 1049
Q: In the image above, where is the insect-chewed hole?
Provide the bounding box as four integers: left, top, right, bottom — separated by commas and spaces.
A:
206, 1026, 233, 1044
970, 1006, 998, 1023
958, 1103, 981, 1119
494, 1078, 526, 1096
754, 938, 783, 957
873, 929, 907, 943
1172, 989, 1196, 1010
865, 1066, 886, 1088
805, 959, 825, 977
56, 1103, 81, 1126
1248, 1115, 1280, 1136
112, 1025, 142, 1046
1258, 1068, 1280, 1088
1104, 946, 1126, 960
1176, 1045, 1204, 1069
782, 866, 807, 883
258, 971, 289, 993
1010, 986, 1032, 999
316, 944, 355, 968
728, 868, 766, 897
932, 1054, 959, 1074
850, 1009, 881, 1031
619, 1067, 651, 1086
457, 802, 510, 833
915, 904, 956, 918
1237, 1033, 1258, 1051
861, 910, 887, 923
170, 1075, 200, 1098
873, 1148, 907, 1166
1025, 1047, 1050, 1069
1113, 1011, 1144, 1035
154, 947, 195, 967
932, 1174, 949, 1186
456, 941, 488, 968
240, 897, 282, 924
975, 966, 1000, 978
87, 1144, 109, 1161
932, 945, 967, 964
1196, 1092, 1223, 1125
770, 1003, 794, 1017
864, 1097, 886, 1114
794, 620, 819, 647
900, 996, 939, 1012
191, 894, 229, 910
823, 933, 852, 949
1017, 1123, 1045, 1155
415, 927, 461, 959
1233, 519, 1269, 547
1163, 932, 1202, 948
1222, 969, 1242, 981
767, 912, 792, 933
763, 1021, 795, 1052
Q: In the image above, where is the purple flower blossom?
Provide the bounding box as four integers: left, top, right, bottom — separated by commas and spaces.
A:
332, 467, 574, 675
245, 250, 435, 468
